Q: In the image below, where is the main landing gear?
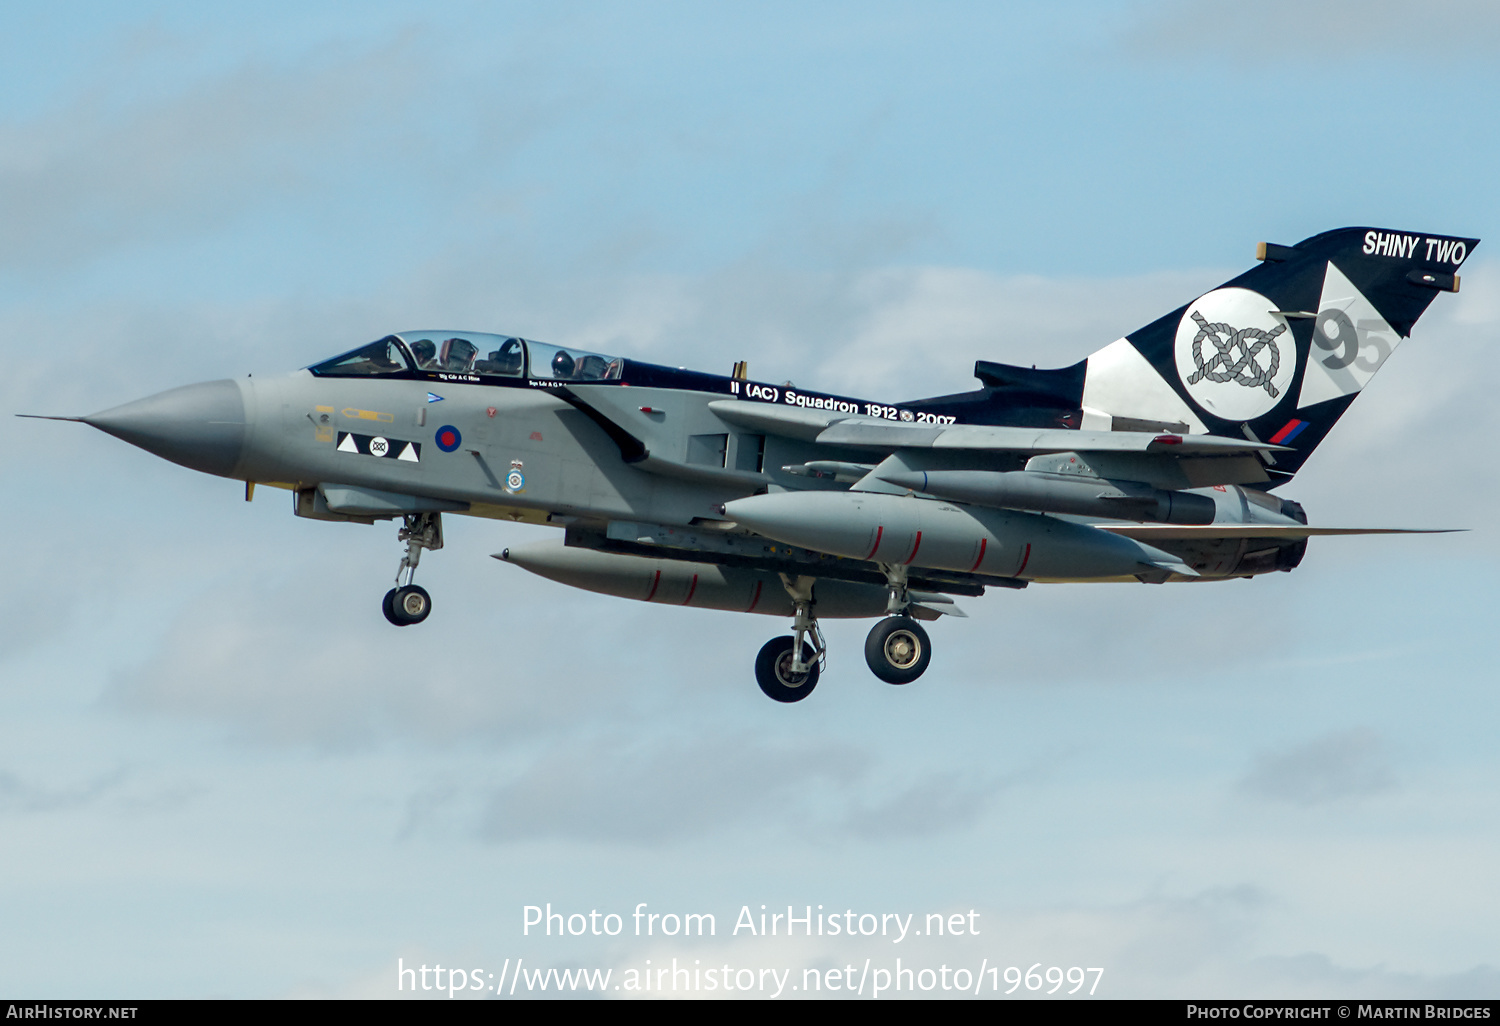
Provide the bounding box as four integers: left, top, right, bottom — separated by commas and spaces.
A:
865, 615, 931, 684
383, 512, 443, 627
864, 563, 932, 685
751, 566, 935, 702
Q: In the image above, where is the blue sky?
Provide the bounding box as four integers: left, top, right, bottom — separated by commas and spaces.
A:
3, 0, 1499, 999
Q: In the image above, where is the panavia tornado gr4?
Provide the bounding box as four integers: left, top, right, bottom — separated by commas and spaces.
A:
28, 227, 1475, 702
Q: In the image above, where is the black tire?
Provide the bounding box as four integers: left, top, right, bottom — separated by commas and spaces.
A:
754, 636, 819, 703
865, 616, 931, 684
386, 585, 432, 626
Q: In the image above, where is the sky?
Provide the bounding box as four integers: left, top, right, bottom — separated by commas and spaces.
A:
3, 0, 1500, 1000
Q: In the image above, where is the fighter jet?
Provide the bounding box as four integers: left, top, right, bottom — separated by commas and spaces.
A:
26, 226, 1475, 702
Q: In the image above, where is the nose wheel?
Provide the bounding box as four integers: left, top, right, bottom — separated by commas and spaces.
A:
753, 573, 824, 703
755, 636, 820, 702
382, 512, 442, 627
383, 584, 432, 626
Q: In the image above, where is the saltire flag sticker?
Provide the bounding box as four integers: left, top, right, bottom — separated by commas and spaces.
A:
1269, 419, 1310, 445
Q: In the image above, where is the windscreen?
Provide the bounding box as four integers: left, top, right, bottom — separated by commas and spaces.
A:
308, 336, 413, 377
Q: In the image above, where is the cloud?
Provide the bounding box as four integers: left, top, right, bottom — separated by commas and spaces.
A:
1236, 953, 1500, 1000
475, 732, 1020, 845
105, 540, 681, 747
0, 51, 369, 268
1120, 0, 1500, 61
479, 733, 867, 844
996, 887, 1500, 998
841, 769, 1003, 840
0, 766, 127, 814
0, 21, 582, 274
1238, 728, 1396, 806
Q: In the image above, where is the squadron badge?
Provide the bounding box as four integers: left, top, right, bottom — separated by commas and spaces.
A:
1174, 287, 1294, 421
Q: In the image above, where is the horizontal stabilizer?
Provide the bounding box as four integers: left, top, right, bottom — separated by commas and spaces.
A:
1098, 524, 1460, 540
708, 399, 1284, 465
815, 420, 1284, 455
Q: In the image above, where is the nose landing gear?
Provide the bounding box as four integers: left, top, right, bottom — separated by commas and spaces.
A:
382, 512, 443, 626
752, 574, 824, 702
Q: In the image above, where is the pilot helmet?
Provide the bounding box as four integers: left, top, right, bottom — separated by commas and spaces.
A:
551, 350, 576, 378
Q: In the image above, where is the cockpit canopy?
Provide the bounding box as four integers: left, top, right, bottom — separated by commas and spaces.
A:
309, 332, 623, 382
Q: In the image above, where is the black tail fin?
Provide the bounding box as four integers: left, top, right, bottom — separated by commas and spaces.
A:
1075, 227, 1477, 483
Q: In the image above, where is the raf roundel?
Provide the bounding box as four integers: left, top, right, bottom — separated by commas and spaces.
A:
434, 425, 462, 453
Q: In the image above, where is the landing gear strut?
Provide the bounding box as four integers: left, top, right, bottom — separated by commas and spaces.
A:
753, 574, 824, 702
383, 512, 443, 626
864, 563, 932, 684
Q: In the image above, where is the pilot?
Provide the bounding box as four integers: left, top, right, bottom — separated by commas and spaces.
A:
477, 338, 524, 376
410, 339, 437, 368
496, 338, 523, 375
551, 350, 576, 379
574, 354, 607, 379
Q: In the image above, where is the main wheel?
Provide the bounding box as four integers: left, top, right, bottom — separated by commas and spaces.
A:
385, 585, 432, 626
754, 636, 820, 703
865, 616, 931, 684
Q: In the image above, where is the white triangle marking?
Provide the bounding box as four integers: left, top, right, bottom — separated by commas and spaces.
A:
1297, 261, 1400, 409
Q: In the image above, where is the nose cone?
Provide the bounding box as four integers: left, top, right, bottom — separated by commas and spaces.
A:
84, 379, 247, 477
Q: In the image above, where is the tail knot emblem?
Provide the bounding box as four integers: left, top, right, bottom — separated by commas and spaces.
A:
1186, 310, 1285, 397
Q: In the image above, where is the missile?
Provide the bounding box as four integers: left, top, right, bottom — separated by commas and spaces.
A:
723, 491, 1198, 580
495, 539, 893, 617
876, 469, 1216, 524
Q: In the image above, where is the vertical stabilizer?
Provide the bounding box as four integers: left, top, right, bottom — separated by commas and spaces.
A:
1077, 227, 1476, 483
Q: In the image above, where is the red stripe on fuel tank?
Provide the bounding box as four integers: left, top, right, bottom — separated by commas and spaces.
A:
903, 531, 923, 565
864, 525, 884, 560
969, 537, 988, 572
645, 570, 661, 602
1015, 543, 1032, 577
682, 573, 699, 605
746, 580, 763, 612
